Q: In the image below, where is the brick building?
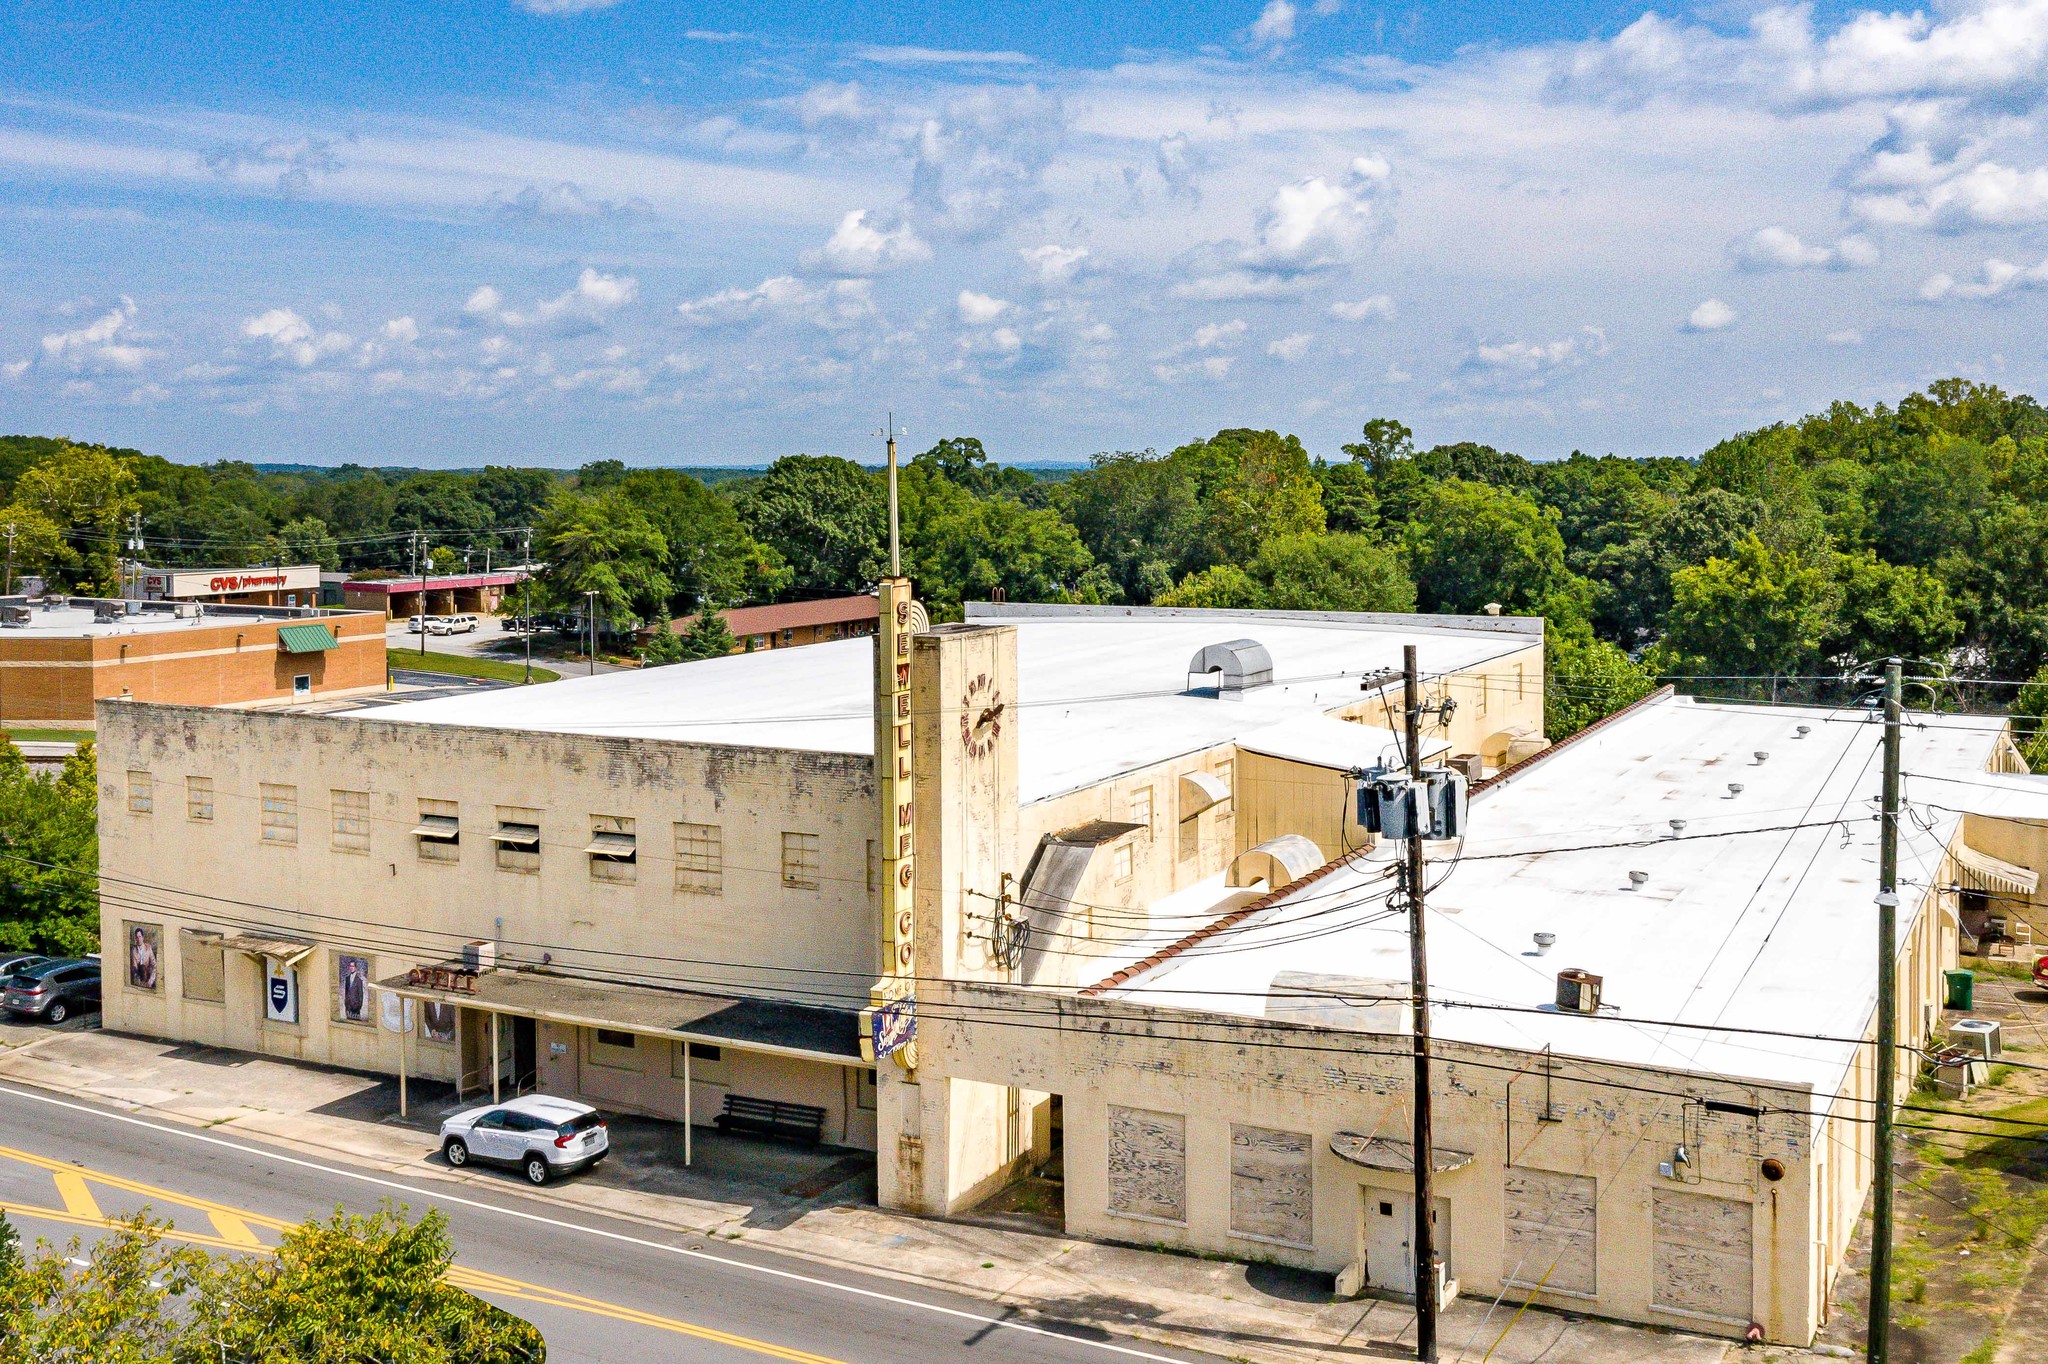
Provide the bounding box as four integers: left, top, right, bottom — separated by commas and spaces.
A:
0, 597, 387, 725
666, 595, 878, 653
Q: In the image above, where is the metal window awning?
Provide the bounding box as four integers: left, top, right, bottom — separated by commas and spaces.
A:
1955, 843, 2040, 897
1179, 770, 1230, 817
584, 832, 637, 855
411, 815, 460, 838
1330, 1131, 1475, 1174
276, 623, 339, 654
490, 824, 541, 846
221, 934, 317, 967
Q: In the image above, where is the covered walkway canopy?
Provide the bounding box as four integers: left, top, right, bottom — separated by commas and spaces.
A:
380, 966, 864, 1161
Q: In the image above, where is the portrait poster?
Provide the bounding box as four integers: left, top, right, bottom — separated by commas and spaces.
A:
125, 921, 162, 992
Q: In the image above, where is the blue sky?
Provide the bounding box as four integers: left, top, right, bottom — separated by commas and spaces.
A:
1, 0, 2044, 467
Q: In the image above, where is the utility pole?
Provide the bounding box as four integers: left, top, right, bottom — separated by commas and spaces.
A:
1869, 657, 1902, 1364
584, 589, 598, 677
520, 528, 532, 686
4, 523, 17, 596
1403, 642, 1439, 1363
412, 528, 428, 659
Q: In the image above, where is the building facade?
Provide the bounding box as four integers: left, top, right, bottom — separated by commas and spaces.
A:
1, 598, 385, 725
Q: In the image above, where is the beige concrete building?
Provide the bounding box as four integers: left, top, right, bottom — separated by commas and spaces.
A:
97, 604, 1542, 1160
103, 592, 2046, 1344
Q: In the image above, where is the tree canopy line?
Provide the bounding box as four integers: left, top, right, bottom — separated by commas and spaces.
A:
6, 374, 2048, 735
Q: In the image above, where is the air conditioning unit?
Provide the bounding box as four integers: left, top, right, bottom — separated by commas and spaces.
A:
1556, 968, 1603, 1014
173, 602, 200, 620
1949, 1018, 2001, 1060
0, 605, 29, 628
462, 940, 496, 974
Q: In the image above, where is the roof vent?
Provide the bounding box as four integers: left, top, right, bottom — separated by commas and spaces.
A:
1727, 782, 1744, 798
1795, 725, 1811, 738
1628, 870, 1649, 888
1532, 931, 1556, 956
1669, 819, 1687, 835
1753, 751, 1770, 765
1188, 638, 1274, 698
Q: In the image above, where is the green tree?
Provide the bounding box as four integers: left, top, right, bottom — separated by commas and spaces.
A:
1312, 460, 1379, 535
1547, 627, 1658, 740
729, 455, 886, 597
1402, 479, 1573, 615
2014, 664, 2048, 772
473, 466, 558, 527
910, 436, 1034, 498
0, 1216, 208, 1364
1823, 552, 1961, 667
533, 490, 672, 624
0, 506, 64, 592
1654, 537, 1843, 681
1174, 428, 1326, 567
617, 469, 785, 612
677, 603, 737, 660
1055, 450, 1203, 602
268, 516, 341, 571
901, 466, 1100, 618
1940, 501, 2048, 679
9, 442, 137, 592
392, 473, 493, 544
1154, 564, 1261, 609
0, 740, 99, 956
1245, 533, 1415, 612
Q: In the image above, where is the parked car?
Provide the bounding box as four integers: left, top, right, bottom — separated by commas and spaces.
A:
2034, 953, 2048, 990
439, 1095, 608, 1184
406, 615, 429, 634
0, 952, 50, 980
429, 613, 480, 635
3, 957, 101, 1024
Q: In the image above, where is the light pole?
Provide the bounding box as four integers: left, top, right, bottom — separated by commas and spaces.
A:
520, 528, 533, 686
584, 589, 598, 677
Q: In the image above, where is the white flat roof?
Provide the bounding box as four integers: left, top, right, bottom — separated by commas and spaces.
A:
0, 604, 340, 639
367, 606, 1541, 804
1100, 693, 2000, 1100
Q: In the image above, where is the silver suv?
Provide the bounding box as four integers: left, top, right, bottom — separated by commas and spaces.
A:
439, 1095, 608, 1185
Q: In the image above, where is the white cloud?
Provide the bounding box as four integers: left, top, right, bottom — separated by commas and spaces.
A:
957, 290, 1012, 324
1192, 319, 1248, 349
380, 316, 419, 344
1826, 329, 1864, 345
1152, 355, 1236, 383
1918, 255, 2048, 301
852, 45, 1033, 66
1244, 155, 1393, 272
802, 210, 932, 276
463, 268, 636, 332
1021, 244, 1089, 286
1267, 332, 1313, 362
1731, 226, 1879, 271
675, 275, 875, 330
1685, 298, 1738, 331
1851, 157, 2048, 229
1459, 327, 1610, 389
242, 308, 353, 366
40, 297, 155, 371
1249, 0, 1298, 47
1169, 271, 1307, 301
1330, 295, 1395, 322
512, 0, 624, 14
1, 359, 28, 380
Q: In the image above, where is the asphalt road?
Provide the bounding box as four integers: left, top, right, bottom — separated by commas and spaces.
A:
0, 1081, 1217, 1364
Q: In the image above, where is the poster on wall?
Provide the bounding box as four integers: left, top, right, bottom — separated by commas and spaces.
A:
421, 999, 456, 1044
264, 959, 299, 1025
336, 955, 371, 1024
125, 922, 161, 992
378, 990, 415, 1034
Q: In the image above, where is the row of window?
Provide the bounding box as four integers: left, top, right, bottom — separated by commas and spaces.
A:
1112, 759, 1235, 883
126, 771, 824, 891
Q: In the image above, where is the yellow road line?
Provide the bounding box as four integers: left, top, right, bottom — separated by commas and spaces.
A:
208, 1209, 264, 1247
51, 1170, 101, 1220
0, 1150, 848, 1364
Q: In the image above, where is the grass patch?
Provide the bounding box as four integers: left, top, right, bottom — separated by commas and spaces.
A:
1968, 957, 2038, 982
3, 728, 91, 743
1960, 1333, 2001, 1364
389, 651, 558, 684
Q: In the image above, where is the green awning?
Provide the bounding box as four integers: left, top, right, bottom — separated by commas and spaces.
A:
276, 623, 339, 654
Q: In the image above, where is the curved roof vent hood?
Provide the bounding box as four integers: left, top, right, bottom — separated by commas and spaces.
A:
1188, 638, 1274, 698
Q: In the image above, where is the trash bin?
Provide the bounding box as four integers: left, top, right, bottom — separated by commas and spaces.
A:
1945, 968, 1975, 1010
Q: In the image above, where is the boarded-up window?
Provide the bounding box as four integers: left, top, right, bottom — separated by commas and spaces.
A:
416, 798, 460, 862
180, 929, 225, 1003
1229, 1125, 1312, 1247
1651, 1190, 1753, 1322
1502, 1168, 1597, 1296
1178, 814, 1199, 862
676, 822, 722, 894
588, 815, 637, 884
1107, 1105, 1186, 1223
331, 789, 370, 853
186, 776, 214, 822
494, 807, 542, 873
781, 832, 819, 889
126, 770, 153, 815
260, 784, 298, 846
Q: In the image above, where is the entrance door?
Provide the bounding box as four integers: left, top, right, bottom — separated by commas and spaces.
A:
1364, 1191, 1452, 1296
512, 1017, 537, 1093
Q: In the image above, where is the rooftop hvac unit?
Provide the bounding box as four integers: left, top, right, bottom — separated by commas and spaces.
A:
92, 601, 123, 623
1556, 968, 1603, 1014
173, 602, 200, 620
1949, 1018, 2001, 1060
0, 605, 29, 628
462, 940, 496, 974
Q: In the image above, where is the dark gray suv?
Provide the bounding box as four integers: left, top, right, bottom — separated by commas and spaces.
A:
3, 958, 101, 1023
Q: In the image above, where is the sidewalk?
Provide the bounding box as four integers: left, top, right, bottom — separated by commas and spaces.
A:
0, 1024, 1738, 1364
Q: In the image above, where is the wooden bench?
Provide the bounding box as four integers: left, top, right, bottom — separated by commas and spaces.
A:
713, 1094, 827, 1146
